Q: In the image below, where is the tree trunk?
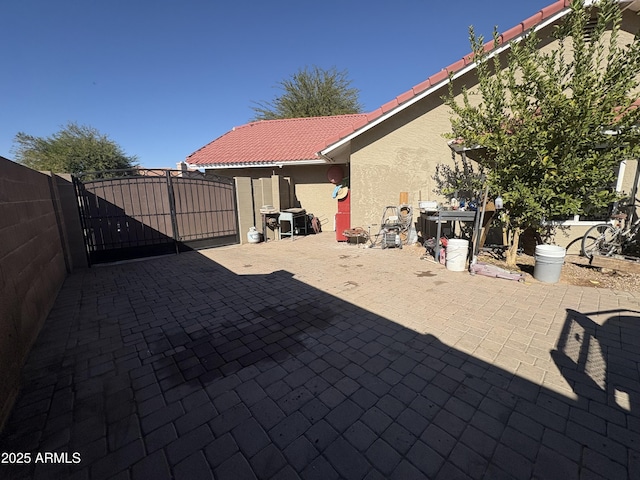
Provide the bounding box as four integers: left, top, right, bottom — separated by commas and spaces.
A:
505, 227, 522, 268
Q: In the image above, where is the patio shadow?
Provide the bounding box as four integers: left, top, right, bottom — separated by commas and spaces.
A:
552, 308, 640, 416
0, 252, 637, 480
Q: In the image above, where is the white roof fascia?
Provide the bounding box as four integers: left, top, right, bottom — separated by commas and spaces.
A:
320, 7, 572, 158
274, 159, 327, 167
187, 159, 328, 170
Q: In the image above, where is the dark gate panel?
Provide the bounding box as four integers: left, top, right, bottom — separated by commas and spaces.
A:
172, 174, 238, 249
75, 169, 239, 264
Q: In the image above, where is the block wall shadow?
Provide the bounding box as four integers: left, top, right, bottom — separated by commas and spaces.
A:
0, 252, 637, 479
78, 184, 237, 265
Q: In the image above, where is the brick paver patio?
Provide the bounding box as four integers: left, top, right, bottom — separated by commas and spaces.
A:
1, 232, 639, 479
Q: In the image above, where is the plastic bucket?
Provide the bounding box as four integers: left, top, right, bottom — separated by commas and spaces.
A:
446, 239, 469, 272
533, 245, 566, 283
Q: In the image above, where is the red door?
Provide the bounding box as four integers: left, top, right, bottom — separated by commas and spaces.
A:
335, 212, 350, 241
337, 190, 350, 213
336, 191, 350, 241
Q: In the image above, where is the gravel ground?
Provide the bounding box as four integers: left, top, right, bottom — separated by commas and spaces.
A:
499, 252, 640, 292
405, 242, 640, 293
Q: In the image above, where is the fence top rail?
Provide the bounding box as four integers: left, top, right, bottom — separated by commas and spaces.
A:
74, 168, 234, 184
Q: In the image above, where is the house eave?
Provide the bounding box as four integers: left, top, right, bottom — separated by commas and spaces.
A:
320, 7, 572, 159
186, 159, 329, 170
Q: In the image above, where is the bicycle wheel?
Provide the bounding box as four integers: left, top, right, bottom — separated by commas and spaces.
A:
581, 224, 620, 258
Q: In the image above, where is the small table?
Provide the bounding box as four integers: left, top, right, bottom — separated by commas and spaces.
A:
261, 212, 279, 241
279, 208, 307, 240
425, 210, 477, 262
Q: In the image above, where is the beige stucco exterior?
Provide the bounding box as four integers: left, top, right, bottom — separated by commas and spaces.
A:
206, 164, 343, 232
339, 7, 640, 254
349, 89, 462, 230
206, 7, 640, 252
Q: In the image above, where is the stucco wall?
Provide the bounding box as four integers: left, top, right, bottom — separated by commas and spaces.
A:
0, 158, 68, 430
348, 8, 640, 249
620, 159, 639, 207
208, 164, 342, 231
350, 92, 458, 230
347, 16, 566, 231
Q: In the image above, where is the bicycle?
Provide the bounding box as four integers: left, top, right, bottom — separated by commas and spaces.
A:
581, 207, 640, 259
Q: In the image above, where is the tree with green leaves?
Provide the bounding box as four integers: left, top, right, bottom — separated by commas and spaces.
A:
252, 66, 363, 120
432, 152, 486, 202
444, 0, 640, 266
13, 122, 138, 174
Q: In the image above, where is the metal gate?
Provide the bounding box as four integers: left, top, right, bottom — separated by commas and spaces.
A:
75, 169, 239, 264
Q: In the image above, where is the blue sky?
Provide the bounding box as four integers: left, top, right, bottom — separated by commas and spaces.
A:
1, 0, 552, 169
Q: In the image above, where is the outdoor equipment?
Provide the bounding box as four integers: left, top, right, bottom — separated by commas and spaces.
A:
370, 205, 413, 249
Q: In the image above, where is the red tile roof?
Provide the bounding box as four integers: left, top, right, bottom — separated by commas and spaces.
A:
187, 114, 369, 167
320, 0, 571, 154
188, 1, 572, 168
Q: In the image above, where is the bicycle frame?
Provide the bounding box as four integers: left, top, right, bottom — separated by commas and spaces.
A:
603, 214, 639, 254
621, 217, 640, 247
581, 200, 640, 259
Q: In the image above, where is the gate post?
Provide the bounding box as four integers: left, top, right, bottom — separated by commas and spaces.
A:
165, 171, 180, 254
72, 175, 94, 267
234, 177, 256, 244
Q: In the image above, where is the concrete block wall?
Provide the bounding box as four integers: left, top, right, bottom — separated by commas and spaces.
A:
0, 158, 68, 430
254, 177, 277, 241
235, 175, 292, 243
48, 173, 89, 270
208, 165, 339, 232
235, 176, 256, 245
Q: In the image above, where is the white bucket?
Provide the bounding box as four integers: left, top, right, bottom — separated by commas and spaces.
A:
533, 244, 566, 283
247, 226, 261, 244
446, 238, 469, 272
